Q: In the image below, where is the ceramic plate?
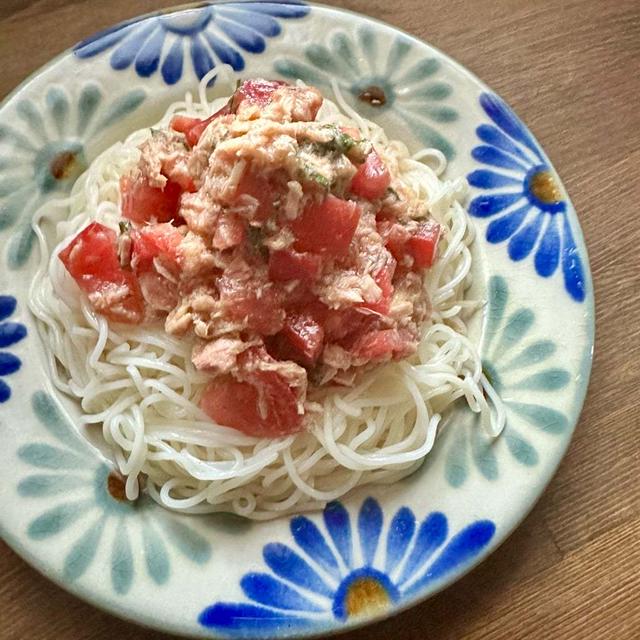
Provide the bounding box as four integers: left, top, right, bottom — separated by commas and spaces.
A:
0, 2, 594, 637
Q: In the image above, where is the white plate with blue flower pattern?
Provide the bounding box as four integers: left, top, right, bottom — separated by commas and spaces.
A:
0, 2, 594, 638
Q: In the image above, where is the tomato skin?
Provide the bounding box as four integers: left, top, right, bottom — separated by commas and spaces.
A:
130, 223, 183, 274
292, 195, 361, 256
268, 249, 322, 283
218, 275, 284, 335
362, 254, 396, 315
408, 221, 441, 269
170, 102, 231, 147
235, 169, 278, 222
352, 329, 404, 361
377, 219, 440, 270
350, 151, 391, 201
232, 79, 286, 110
120, 176, 183, 224
273, 314, 325, 367
58, 222, 144, 324
200, 379, 269, 436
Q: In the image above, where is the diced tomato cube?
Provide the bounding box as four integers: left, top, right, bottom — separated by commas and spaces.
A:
352, 329, 405, 361
408, 220, 441, 269
377, 220, 410, 263
218, 274, 284, 335
58, 222, 143, 324
232, 79, 287, 110
130, 223, 183, 274
350, 151, 391, 201
235, 168, 278, 221
170, 102, 231, 147
292, 195, 361, 256
268, 249, 322, 283
362, 254, 396, 315
273, 314, 325, 367
200, 377, 301, 437
120, 176, 183, 224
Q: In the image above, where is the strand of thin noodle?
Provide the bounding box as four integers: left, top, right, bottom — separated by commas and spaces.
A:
28, 70, 505, 519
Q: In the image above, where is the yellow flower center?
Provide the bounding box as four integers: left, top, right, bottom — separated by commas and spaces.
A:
529, 170, 561, 204
345, 577, 391, 619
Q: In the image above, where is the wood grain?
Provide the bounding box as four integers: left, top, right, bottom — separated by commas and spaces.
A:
1, 1, 639, 638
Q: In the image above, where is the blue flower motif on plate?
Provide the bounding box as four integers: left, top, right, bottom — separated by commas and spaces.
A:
274, 25, 458, 158
17, 391, 212, 594
73, 1, 309, 85
0, 83, 145, 268
0, 296, 27, 403
442, 275, 570, 487
199, 497, 495, 637
468, 93, 585, 302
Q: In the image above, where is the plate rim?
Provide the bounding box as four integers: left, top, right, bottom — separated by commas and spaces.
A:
0, 1, 595, 638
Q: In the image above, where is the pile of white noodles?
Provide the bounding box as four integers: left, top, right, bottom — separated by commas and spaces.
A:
29, 68, 505, 519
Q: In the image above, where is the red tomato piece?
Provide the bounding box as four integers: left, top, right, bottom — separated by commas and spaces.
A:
268, 249, 322, 283
235, 169, 277, 222
204, 375, 301, 436
58, 222, 143, 324
201, 378, 259, 433
120, 176, 183, 224
130, 223, 183, 274
232, 79, 287, 110
408, 220, 441, 269
170, 102, 231, 147
274, 314, 325, 367
377, 220, 410, 263
350, 151, 391, 201
292, 195, 361, 256
362, 254, 396, 315
352, 329, 405, 361
218, 275, 284, 335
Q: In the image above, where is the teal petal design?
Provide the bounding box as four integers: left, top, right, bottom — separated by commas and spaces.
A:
94, 89, 146, 133
27, 499, 94, 539
16, 100, 47, 143
273, 29, 458, 158
484, 276, 509, 349
7, 222, 37, 269
31, 391, 88, 453
471, 426, 498, 481
142, 522, 171, 585
0, 123, 38, 152
396, 57, 439, 85
504, 430, 538, 466
503, 340, 556, 370
46, 87, 70, 137
112, 522, 134, 594
163, 517, 212, 564
384, 38, 412, 78
18, 443, 87, 470
76, 84, 102, 136
446, 275, 570, 486
444, 425, 469, 488
0, 82, 146, 267
63, 516, 106, 581
508, 402, 568, 434
493, 308, 535, 356
0, 187, 33, 231
18, 474, 86, 497
512, 368, 570, 391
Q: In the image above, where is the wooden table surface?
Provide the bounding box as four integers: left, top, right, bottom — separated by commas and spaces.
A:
1, 1, 639, 638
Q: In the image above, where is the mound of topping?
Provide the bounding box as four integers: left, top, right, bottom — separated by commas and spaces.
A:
59, 79, 441, 437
